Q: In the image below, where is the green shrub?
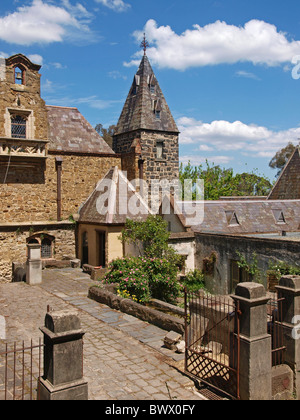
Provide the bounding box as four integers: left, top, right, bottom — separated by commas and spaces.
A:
102, 256, 180, 304
183, 269, 206, 292
268, 261, 300, 280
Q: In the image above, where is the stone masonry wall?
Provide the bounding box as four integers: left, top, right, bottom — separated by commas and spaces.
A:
0, 60, 48, 141
195, 232, 300, 295
114, 130, 179, 182
0, 154, 120, 223
114, 129, 179, 210
0, 224, 75, 283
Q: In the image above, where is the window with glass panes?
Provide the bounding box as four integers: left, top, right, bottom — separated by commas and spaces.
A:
11, 115, 26, 139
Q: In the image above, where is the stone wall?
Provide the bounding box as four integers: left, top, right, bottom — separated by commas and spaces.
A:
114, 130, 179, 184
195, 232, 300, 295
0, 57, 48, 141
0, 223, 76, 283
0, 153, 120, 223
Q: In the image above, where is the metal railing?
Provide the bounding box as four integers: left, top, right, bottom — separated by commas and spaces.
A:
0, 339, 44, 400
267, 295, 286, 367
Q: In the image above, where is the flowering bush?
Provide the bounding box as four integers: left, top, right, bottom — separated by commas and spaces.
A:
102, 256, 180, 304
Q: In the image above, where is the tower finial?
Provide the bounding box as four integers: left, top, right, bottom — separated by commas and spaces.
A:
140, 33, 149, 56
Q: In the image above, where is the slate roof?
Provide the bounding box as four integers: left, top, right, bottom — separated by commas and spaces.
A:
268, 146, 300, 200
46, 105, 114, 154
167, 198, 300, 235
79, 166, 152, 225
114, 55, 179, 135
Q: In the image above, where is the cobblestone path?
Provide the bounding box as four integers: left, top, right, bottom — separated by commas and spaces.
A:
0, 268, 204, 401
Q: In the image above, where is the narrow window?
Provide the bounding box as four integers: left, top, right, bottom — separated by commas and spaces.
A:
11, 115, 27, 139
14, 66, 24, 85
155, 110, 161, 120
41, 238, 52, 259
156, 141, 164, 159
150, 84, 155, 94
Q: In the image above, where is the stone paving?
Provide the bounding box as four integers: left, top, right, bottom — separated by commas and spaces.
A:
0, 267, 205, 401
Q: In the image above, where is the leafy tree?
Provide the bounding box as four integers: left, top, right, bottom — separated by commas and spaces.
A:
269, 142, 296, 177
95, 124, 116, 149
179, 160, 273, 200
121, 215, 172, 259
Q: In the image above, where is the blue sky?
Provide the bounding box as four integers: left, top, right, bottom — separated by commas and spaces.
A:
1, 0, 300, 181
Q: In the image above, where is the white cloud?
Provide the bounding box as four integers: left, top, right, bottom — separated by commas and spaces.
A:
94, 0, 130, 12
178, 117, 300, 159
0, 0, 94, 46
45, 94, 123, 110
28, 54, 43, 65
235, 70, 261, 81
180, 154, 233, 166
125, 19, 300, 70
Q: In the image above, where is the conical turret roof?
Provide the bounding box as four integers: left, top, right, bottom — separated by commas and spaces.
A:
115, 55, 179, 135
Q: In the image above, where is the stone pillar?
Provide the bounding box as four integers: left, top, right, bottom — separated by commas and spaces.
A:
38, 310, 88, 400
233, 282, 272, 400
276, 275, 300, 399
26, 243, 42, 285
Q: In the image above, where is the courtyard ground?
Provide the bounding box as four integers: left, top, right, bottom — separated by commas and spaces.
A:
0, 267, 205, 401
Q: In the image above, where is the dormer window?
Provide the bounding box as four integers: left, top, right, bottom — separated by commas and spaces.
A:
14, 66, 25, 85
150, 84, 155, 94
272, 209, 286, 224
225, 211, 240, 226
11, 115, 27, 139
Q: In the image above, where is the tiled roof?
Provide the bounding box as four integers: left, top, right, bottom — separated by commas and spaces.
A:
46, 105, 114, 154
268, 146, 300, 200
115, 55, 179, 135
79, 166, 152, 224
174, 199, 300, 234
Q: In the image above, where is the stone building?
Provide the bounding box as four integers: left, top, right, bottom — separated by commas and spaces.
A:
0, 54, 120, 282
161, 149, 300, 294
113, 53, 179, 211
76, 52, 180, 266
78, 166, 152, 268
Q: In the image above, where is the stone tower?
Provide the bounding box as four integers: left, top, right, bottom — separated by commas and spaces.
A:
113, 53, 179, 209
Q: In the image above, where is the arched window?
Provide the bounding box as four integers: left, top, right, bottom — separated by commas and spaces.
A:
28, 238, 39, 245
14, 66, 25, 85
11, 115, 27, 139
26, 234, 54, 259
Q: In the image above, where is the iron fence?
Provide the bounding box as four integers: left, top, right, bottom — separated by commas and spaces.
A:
0, 339, 44, 400
267, 294, 286, 367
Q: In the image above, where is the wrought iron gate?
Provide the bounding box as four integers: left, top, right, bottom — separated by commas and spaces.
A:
0, 339, 44, 400
267, 293, 286, 367
184, 290, 240, 400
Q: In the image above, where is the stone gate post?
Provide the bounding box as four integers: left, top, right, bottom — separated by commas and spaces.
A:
26, 243, 42, 285
276, 275, 300, 399
233, 282, 272, 400
38, 310, 88, 400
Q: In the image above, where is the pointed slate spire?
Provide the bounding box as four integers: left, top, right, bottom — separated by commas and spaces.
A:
115, 55, 179, 135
